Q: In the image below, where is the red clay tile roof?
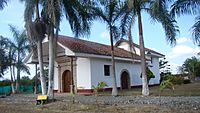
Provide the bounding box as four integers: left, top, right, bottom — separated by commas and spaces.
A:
58, 35, 141, 60
115, 38, 164, 57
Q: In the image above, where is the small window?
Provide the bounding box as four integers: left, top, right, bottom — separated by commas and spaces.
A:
151, 57, 153, 63
104, 65, 110, 76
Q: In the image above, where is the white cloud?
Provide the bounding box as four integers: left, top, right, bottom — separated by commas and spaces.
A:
177, 37, 191, 44
168, 63, 181, 74
100, 31, 109, 39
166, 45, 200, 59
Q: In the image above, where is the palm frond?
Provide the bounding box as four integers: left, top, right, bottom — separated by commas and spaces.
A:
92, 0, 123, 31
8, 45, 17, 65
112, 1, 125, 23
91, 6, 109, 23
9, 25, 20, 41
63, 0, 93, 37
192, 16, 200, 45
23, 0, 36, 23
120, 2, 136, 37
111, 25, 120, 41
150, 0, 179, 46
0, 35, 10, 49
53, 0, 62, 28
8, 26, 30, 70
171, 0, 200, 17
0, 0, 9, 10
18, 61, 30, 75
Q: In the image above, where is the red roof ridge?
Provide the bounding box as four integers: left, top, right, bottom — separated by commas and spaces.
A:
57, 35, 142, 60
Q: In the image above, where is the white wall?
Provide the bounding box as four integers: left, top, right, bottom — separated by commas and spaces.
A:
117, 41, 161, 85
149, 57, 160, 85
76, 57, 91, 89
117, 42, 138, 55
90, 58, 144, 88
115, 61, 142, 86
90, 58, 112, 88
117, 42, 130, 51
53, 56, 161, 91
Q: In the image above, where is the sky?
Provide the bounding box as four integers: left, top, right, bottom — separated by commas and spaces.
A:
0, 1, 199, 79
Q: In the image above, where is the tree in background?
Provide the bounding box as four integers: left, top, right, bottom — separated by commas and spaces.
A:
9, 25, 30, 92
159, 57, 172, 83
0, 48, 9, 77
122, 0, 178, 96
7, 41, 17, 94
159, 58, 171, 74
0, 35, 17, 93
0, 36, 9, 77
181, 56, 200, 81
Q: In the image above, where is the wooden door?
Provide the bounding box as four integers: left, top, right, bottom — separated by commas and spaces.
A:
121, 71, 129, 89
62, 70, 72, 92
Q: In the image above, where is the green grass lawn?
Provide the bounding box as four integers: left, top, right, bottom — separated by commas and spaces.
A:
99, 81, 200, 96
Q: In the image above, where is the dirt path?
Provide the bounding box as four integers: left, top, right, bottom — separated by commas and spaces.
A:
0, 94, 199, 113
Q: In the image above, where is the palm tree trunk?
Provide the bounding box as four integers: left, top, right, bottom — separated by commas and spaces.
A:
10, 66, 15, 94
192, 65, 195, 81
16, 52, 20, 93
34, 64, 38, 94
128, 15, 136, 61
37, 40, 47, 95
137, 12, 149, 96
110, 28, 118, 96
16, 69, 20, 93
12, 65, 16, 81
47, 24, 55, 100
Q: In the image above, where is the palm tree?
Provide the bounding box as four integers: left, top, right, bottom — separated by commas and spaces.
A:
22, 0, 93, 98
44, 0, 94, 99
8, 43, 17, 94
0, 36, 16, 93
120, 4, 136, 60
122, 0, 178, 96
0, 0, 9, 10
171, 0, 200, 45
41, 0, 62, 99
9, 25, 30, 92
91, 0, 124, 96
22, 0, 47, 95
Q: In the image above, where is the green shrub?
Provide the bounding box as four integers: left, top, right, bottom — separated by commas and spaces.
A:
160, 79, 174, 92
140, 67, 155, 83
0, 79, 12, 86
146, 67, 155, 82
171, 76, 184, 85
92, 81, 108, 95
163, 74, 173, 81
163, 75, 184, 85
